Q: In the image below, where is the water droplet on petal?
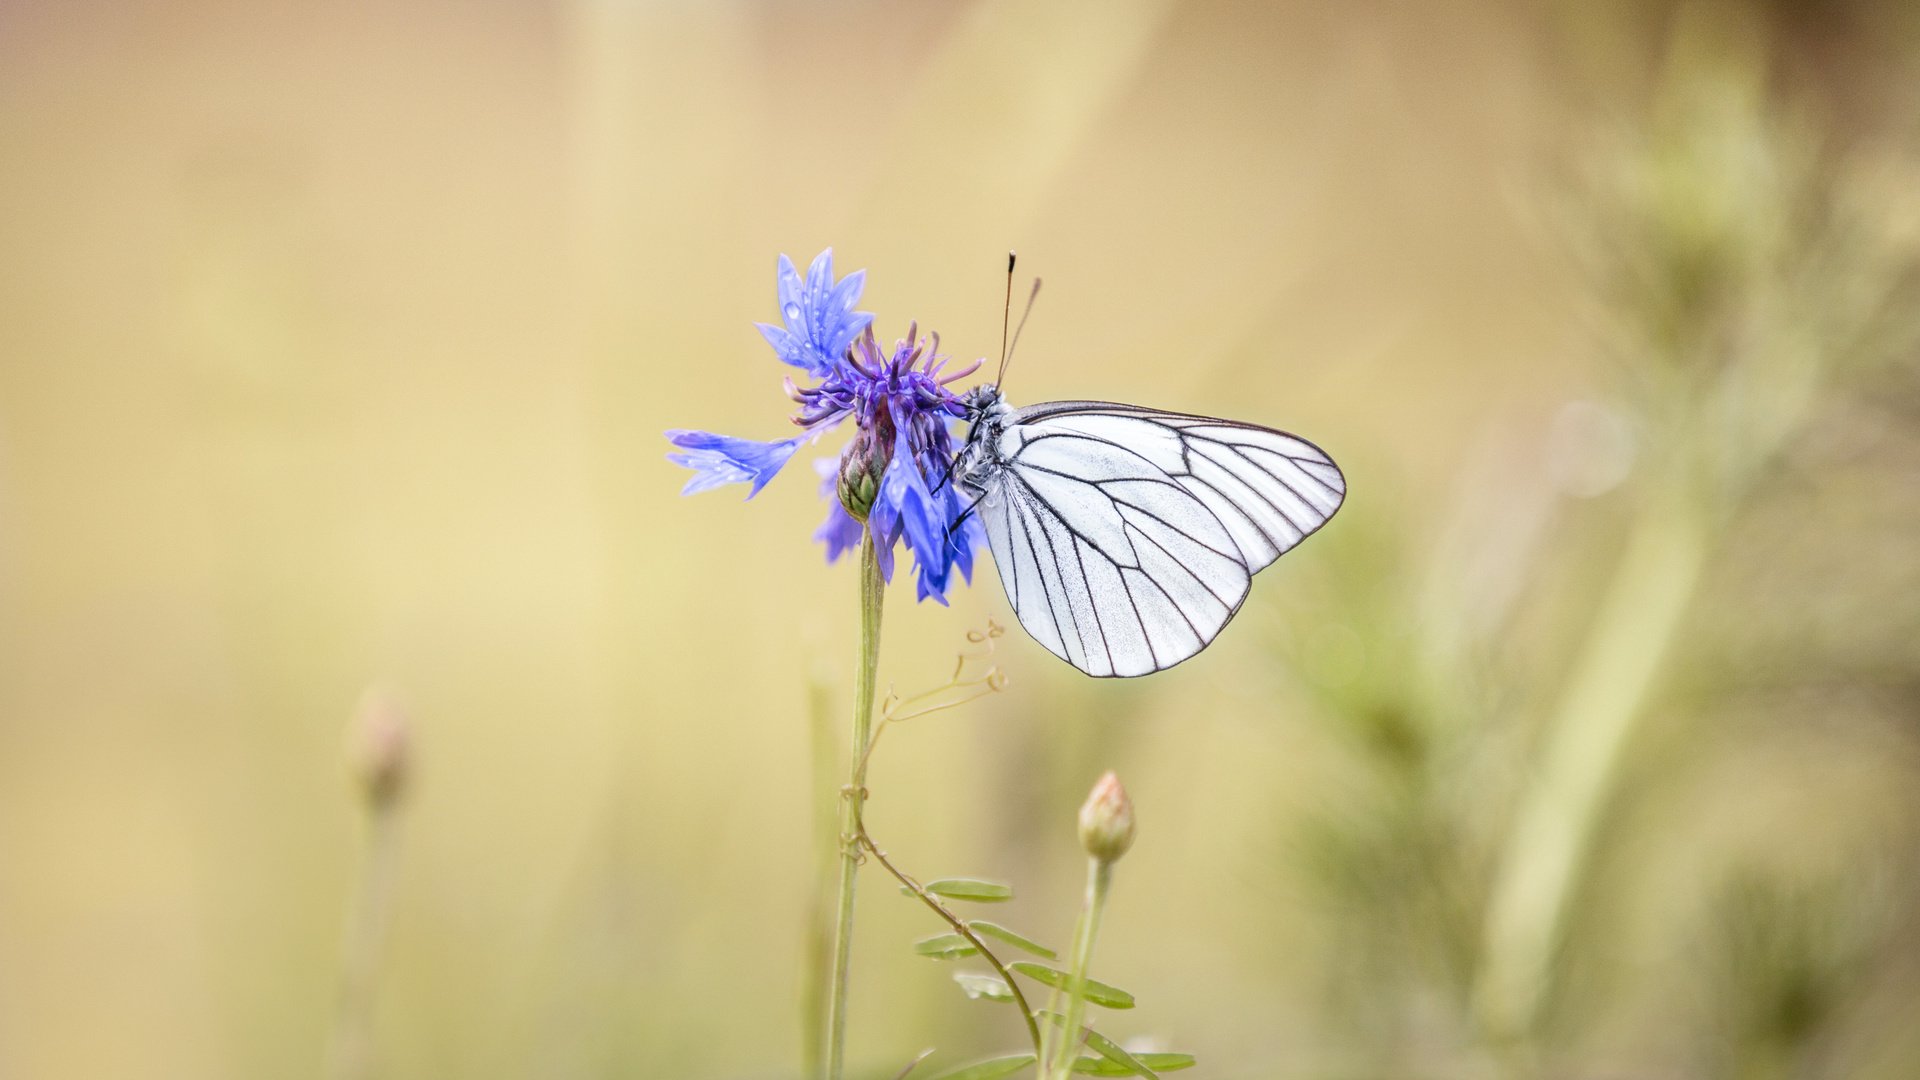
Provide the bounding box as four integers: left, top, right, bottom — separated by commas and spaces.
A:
783, 303, 802, 322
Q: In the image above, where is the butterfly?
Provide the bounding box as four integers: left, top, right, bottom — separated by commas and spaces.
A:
949, 269, 1346, 678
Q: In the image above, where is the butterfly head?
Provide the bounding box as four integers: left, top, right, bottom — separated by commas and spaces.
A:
955, 384, 1014, 489
962, 383, 1009, 421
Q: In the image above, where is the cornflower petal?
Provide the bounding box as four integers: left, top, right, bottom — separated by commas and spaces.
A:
775, 254, 805, 324
815, 502, 865, 564
823, 274, 873, 359
803, 248, 833, 304
811, 458, 864, 564
755, 321, 802, 368
867, 505, 899, 582
883, 434, 936, 553
761, 250, 874, 377
864, 406, 962, 604
665, 429, 807, 498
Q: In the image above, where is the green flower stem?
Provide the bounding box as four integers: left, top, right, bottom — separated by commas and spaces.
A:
1050, 857, 1113, 1079
825, 531, 885, 1080
802, 669, 837, 1080
327, 793, 402, 1080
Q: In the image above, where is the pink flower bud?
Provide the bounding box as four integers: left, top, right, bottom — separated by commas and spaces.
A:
1078, 771, 1136, 864
348, 688, 410, 809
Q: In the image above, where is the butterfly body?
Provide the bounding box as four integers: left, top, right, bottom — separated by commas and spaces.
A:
955, 384, 1345, 677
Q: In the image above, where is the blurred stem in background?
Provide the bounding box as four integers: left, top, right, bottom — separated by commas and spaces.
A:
1478, 483, 1708, 1043
804, 664, 838, 1080
825, 533, 886, 1080
327, 691, 410, 1080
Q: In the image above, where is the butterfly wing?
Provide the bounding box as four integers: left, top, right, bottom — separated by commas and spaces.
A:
969, 401, 1345, 677
1012, 401, 1346, 572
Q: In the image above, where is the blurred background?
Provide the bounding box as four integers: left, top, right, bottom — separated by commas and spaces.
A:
3, 1, 1920, 1077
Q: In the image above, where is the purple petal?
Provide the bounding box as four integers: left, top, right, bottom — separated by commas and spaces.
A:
775, 255, 803, 327
757, 321, 793, 354
665, 429, 808, 498
761, 249, 872, 377
871, 402, 971, 604
805, 249, 834, 308
758, 320, 823, 375
813, 501, 864, 564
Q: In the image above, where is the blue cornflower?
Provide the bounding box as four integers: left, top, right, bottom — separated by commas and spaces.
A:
667, 249, 986, 604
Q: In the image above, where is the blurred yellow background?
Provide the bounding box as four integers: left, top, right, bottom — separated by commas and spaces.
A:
3, 1, 1919, 1078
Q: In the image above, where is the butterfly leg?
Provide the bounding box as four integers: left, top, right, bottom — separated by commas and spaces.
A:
930, 454, 958, 496
942, 490, 988, 553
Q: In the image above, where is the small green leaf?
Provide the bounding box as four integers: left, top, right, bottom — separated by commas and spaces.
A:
913, 933, 980, 960
1070, 1054, 1195, 1075
952, 972, 1015, 1002
1083, 1030, 1155, 1077
930, 1053, 1037, 1080
1009, 961, 1136, 1008
1038, 1012, 1162, 1078
908, 878, 1014, 902
968, 921, 1057, 959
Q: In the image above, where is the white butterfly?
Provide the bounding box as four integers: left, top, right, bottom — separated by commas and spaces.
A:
952, 387, 1344, 676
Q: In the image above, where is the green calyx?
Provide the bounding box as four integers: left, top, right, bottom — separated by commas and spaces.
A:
837, 430, 891, 522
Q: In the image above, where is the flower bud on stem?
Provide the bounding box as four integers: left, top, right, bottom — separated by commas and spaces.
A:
329, 690, 410, 1080
1077, 770, 1135, 865
836, 418, 893, 522
1046, 773, 1134, 1078
347, 689, 410, 812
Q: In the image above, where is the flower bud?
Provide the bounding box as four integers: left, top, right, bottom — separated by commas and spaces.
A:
348, 688, 410, 809
1077, 771, 1135, 864
837, 426, 891, 522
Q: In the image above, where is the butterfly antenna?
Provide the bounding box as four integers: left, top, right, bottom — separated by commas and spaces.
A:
995, 251, 1016, 386
998, 276, 1042, 391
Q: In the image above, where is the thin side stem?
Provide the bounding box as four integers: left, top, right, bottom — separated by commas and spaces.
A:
803, 670, 837, 1080
856, 827, 1044, 1059
825, 532, 885, 1080
1050, 857, 1112, 1079
326, 800, 401, 1080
